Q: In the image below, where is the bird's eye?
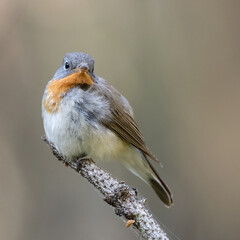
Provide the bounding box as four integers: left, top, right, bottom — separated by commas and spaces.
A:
64, 61, 70, 70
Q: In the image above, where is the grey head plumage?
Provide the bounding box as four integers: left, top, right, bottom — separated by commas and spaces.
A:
53, 52, 95, 80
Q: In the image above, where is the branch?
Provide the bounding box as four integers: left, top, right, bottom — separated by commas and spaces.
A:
42, 136, 169, 240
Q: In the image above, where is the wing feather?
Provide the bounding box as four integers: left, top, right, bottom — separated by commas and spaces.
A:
91, 80, 159, 163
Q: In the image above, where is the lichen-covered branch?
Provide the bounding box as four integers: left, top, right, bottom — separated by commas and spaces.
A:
42, 136, 169, 240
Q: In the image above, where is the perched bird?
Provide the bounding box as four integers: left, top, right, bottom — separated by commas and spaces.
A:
42, 52, 173, 206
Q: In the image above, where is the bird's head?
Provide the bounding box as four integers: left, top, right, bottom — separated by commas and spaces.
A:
52, 52, 95, 81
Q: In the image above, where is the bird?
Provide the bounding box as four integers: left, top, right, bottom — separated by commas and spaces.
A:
42, 52, 173, 206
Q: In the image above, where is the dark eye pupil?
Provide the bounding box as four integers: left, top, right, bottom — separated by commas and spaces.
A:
65, 62, 70, 69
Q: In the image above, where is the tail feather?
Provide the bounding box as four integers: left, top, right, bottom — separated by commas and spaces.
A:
149, 178, 173, 206
122, 149, 173, 207
144, 155, 173, 207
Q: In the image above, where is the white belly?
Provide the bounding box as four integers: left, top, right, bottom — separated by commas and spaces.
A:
42, 89, 128, 161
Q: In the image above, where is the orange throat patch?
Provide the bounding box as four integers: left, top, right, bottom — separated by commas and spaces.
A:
43, 71, 94, 113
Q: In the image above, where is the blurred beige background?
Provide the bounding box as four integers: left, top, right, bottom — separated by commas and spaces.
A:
1, 0, 240, 239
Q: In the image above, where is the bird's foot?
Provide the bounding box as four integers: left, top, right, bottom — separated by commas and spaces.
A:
73, 153, 90, 172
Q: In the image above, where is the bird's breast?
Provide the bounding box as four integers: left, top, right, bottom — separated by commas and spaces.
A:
42, 84, 115, 159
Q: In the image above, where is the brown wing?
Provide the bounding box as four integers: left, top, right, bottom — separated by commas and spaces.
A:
92, 80, 159, 163
104, 109, 159, 163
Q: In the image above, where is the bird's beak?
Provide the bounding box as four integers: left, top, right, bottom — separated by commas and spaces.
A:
75, 63, 89, 73
74, 63, 94, 85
